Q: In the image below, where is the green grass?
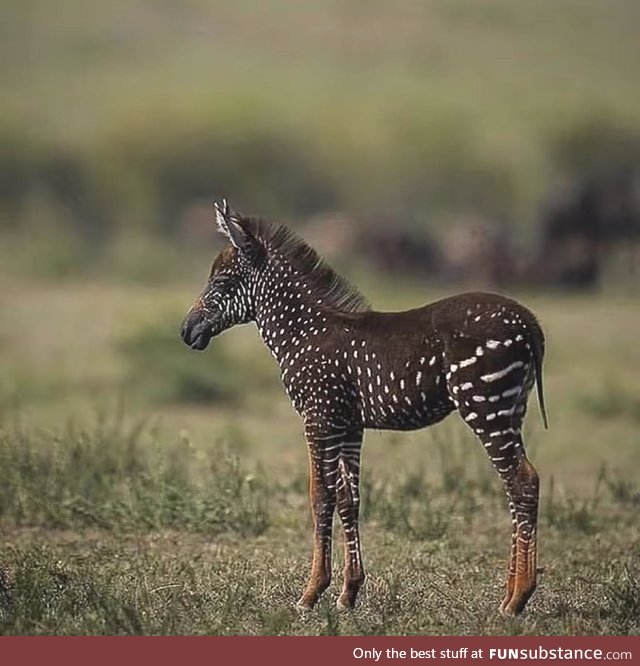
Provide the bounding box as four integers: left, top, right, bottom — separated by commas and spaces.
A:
0, 417, 269, 535
0, 275, 639, 635
0, 433, 637, 635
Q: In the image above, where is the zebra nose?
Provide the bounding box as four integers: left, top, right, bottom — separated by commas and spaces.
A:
181, 310, 212, 350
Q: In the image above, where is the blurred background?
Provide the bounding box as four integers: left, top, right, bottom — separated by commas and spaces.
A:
1, 0, 639, 289
0, 0, 639, 636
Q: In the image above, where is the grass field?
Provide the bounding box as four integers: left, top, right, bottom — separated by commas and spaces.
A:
1, 275, 638, 635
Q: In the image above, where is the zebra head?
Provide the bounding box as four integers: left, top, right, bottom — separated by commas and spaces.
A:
181, 200, 261, 350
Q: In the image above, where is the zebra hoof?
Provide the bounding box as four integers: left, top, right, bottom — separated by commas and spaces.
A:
295, 599, 314, 613
499, 595, 527, 617
499, 604, 518, 617
336, 592, 358, 611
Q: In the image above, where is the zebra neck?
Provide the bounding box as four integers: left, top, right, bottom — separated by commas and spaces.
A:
253, 262, 330, 367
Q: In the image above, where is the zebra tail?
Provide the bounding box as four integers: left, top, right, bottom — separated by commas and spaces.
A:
532, 333, 549, 429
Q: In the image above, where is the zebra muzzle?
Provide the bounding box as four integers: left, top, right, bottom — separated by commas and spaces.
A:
181, 310, 214, 350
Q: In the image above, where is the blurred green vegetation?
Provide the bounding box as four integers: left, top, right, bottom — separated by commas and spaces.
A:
1, 0, 639, 273
119, 321, 248, 406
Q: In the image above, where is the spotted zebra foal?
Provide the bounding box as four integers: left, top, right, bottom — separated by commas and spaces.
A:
181, 201, 549, 616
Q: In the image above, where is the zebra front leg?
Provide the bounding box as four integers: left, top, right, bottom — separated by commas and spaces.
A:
336, 437, 365, 610
297, 432, 341, 610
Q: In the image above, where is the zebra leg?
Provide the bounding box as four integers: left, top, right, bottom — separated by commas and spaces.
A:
297, 432, 342, 610
504, 498, 518, 611
450, 356, 539, 615
480, 430, 539, 616
336, 436, 365, 610
500, 451, 539, 616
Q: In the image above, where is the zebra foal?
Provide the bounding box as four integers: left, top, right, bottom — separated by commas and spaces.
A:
181, 201, 548, 616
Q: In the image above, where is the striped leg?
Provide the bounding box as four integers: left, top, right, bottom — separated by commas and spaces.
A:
500, 450, 539, 616
297, 431, 342, 610
451, 359, 539, 616
472, 427, 539, 616
504, 498, 518, 611
336, 436, 365, 610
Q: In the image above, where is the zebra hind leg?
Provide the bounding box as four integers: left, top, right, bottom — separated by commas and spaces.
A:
451, 355, 540, 616
499, 448, 539, 616
455, 393, 539, 615
480, 428, 539, 616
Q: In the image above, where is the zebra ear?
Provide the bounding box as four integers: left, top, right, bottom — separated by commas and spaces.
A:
214, 199, 252, 252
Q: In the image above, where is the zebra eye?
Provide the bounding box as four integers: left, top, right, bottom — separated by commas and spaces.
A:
213, 276, 232, 289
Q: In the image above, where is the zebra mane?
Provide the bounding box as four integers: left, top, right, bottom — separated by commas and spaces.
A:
243, 216, 371, 314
